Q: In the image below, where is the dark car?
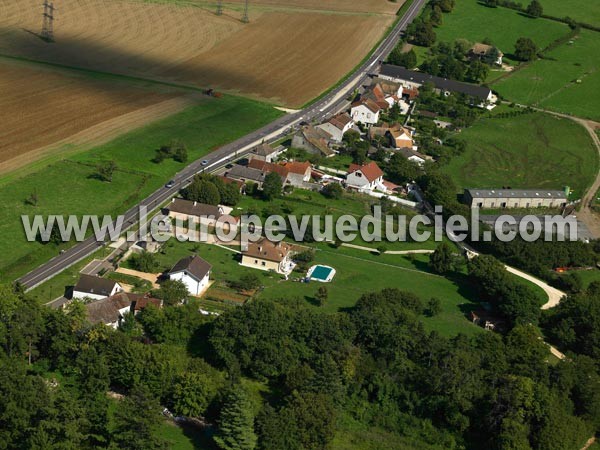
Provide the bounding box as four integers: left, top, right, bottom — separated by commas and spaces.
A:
201, 160, 209, 166
225, 163, 234, 169
165, 180, 175, 188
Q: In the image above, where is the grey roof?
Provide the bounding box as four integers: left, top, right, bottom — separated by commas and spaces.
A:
252, 143, 277, 157
226, 165, 266, 183
397, 147, 427, 161
167, 198, 222, 218
379, 64, 492, 100
168, 255, 212, 281
74, 274, 119, 296
465, 188, 567, 199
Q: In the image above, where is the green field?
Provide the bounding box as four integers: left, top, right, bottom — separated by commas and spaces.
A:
434, 0, 569, 60
494, 30, 600, 120
441, 111, 598, 197
0, 97, 282, 284
537, 0, 600, 27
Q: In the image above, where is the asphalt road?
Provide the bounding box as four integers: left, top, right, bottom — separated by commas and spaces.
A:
18, 0, 427, 291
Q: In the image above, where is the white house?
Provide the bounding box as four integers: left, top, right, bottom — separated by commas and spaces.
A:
72, 274, 123, 301
167, 255, 212, 296
250, 142, 284, 163
346, 161, 385, 192
283, 161, 312, 186
350, 99, 381, 125
316, 113, 354, 142
397, 148, 430, 166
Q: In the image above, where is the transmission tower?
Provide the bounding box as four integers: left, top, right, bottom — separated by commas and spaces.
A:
242, 0, 249, 23
216, 0, 223, 15
41, 0, 56, 42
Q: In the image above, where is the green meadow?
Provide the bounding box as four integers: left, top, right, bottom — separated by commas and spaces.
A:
441, 111, 598, 197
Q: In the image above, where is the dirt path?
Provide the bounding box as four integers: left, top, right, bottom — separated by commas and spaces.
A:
504, 265, 566, 309
581, 436, 596, 450
115, 267, 161, 289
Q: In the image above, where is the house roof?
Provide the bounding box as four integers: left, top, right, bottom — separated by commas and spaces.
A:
465, 188, 567, 199
347, 161, 384, 182
252, 143, 277, 157
470, 43, 503, 57
74, 274, 119, 297
297, 125, 335, 157
248, 159, 289, 180
167, 198, 222, 218
397, 147, 427, 161
380, 64, 492, 100
326, 113, 353, 131
216, 175, 244, 189
388, 126, 412, 141
352, 98, 382, 114
169, 255, 212, 281
283, 161, 311, 175
242, 238, 292, 263
85, 292, 161, 325
226, 165, 266, 184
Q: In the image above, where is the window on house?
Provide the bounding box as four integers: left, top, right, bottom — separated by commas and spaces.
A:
261, 261, 266, 266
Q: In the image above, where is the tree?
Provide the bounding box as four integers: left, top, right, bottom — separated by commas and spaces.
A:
429, 242, 456, 274
155, 279, 189, 306
130, 251, 158, 273
96, 160, 117, 182
412, 21, 436, 47
171, 371, 220, 418
525, 0, 543, 18
315, 286, 328, 307
484, 0, 498, 7
514, 37, 538, 61
173, 145, 188, 163
430, 5, 443, 27
321, 183, 343, 200
426, 297, 442, 317
466, 59, 489, 82
110, 386, 167, 450
262, 172, 283, 200
235, 273, 261, 291
26, 189, 39, 207
183, 177, 221, 205
214, 385, 257, 450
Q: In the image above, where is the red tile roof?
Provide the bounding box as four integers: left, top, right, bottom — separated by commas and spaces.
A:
248, 159, 289, 179
283, 161, 311, 175
347, 161, 384, 182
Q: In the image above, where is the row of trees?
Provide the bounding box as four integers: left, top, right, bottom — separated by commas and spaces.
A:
183, 173, 241, 206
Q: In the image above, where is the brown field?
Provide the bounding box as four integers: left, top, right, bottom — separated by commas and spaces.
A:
0, 61, 190, 173
0, 0, 399, 106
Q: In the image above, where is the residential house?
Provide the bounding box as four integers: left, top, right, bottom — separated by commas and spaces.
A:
386, 125, 414, 149
85, 292, 161, 329
216, 175, 244, 193
72, 274, 123, 301
247, 159, 290, 185
225, 165, 267, 187
468, 43, 503, 65
316, 113, 354, 142
397, 148, 430, 166
346, 161, 385, 192
250, 142, 283, 163
378, 64, 496, 106
283, 161, 312, 186
463, 188, 568, 209
292, 125, 335, 157
241, 238, 293, 274
167, 255, 212, 296
365, 78, 403, 108
165, 198, 237, 234
350, 98, 382, 125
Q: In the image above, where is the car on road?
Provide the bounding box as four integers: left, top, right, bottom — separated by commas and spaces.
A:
225, 163, 234, 169
201, 160, 209, 166
165, 180, 175, 188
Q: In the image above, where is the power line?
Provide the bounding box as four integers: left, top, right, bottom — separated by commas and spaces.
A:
242, 0, 249, 23
41, 0, 56, 42
216, 0, 223, 16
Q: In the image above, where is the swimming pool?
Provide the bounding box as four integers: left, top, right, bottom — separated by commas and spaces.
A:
306, 265, 336, 282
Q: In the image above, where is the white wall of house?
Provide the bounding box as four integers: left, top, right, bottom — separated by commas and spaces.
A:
346, 171, 382, 192
72, 283, 122, 301
350, 105, 380, 125
169, 271, 210, 296
316, 122, 344, 142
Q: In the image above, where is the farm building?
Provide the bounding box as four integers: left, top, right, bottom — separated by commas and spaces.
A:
241, 238, 294, 274
468, 43, 503, 65
292, 125, 335, 157
464, 188, 568, 209
378, 64, 495, 105
167, 255, 212, 296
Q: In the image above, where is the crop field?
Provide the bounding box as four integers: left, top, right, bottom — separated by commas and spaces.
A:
494, 30, 600, 121
441, 111, 598, 197
0, 60, 196, 174
434, 0, 568, 59
0, 0, 399, 106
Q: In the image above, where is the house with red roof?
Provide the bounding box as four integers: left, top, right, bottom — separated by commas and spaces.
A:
283, 161, 312, 186
316, 113, 354, 142
346, 161, 385, 192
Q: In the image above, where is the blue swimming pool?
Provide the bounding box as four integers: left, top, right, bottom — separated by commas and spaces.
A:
307, 265, 336, 282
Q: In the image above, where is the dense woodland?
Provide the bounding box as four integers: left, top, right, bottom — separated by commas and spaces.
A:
1, 281, 599, 450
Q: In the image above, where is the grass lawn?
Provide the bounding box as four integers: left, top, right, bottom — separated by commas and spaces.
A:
441, 111, 598, 198
157, 421, 215, 450
537, 0, 600, 27
0, 97, 282, 284
434, 0, 569, 60
494, 30, 600, 121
